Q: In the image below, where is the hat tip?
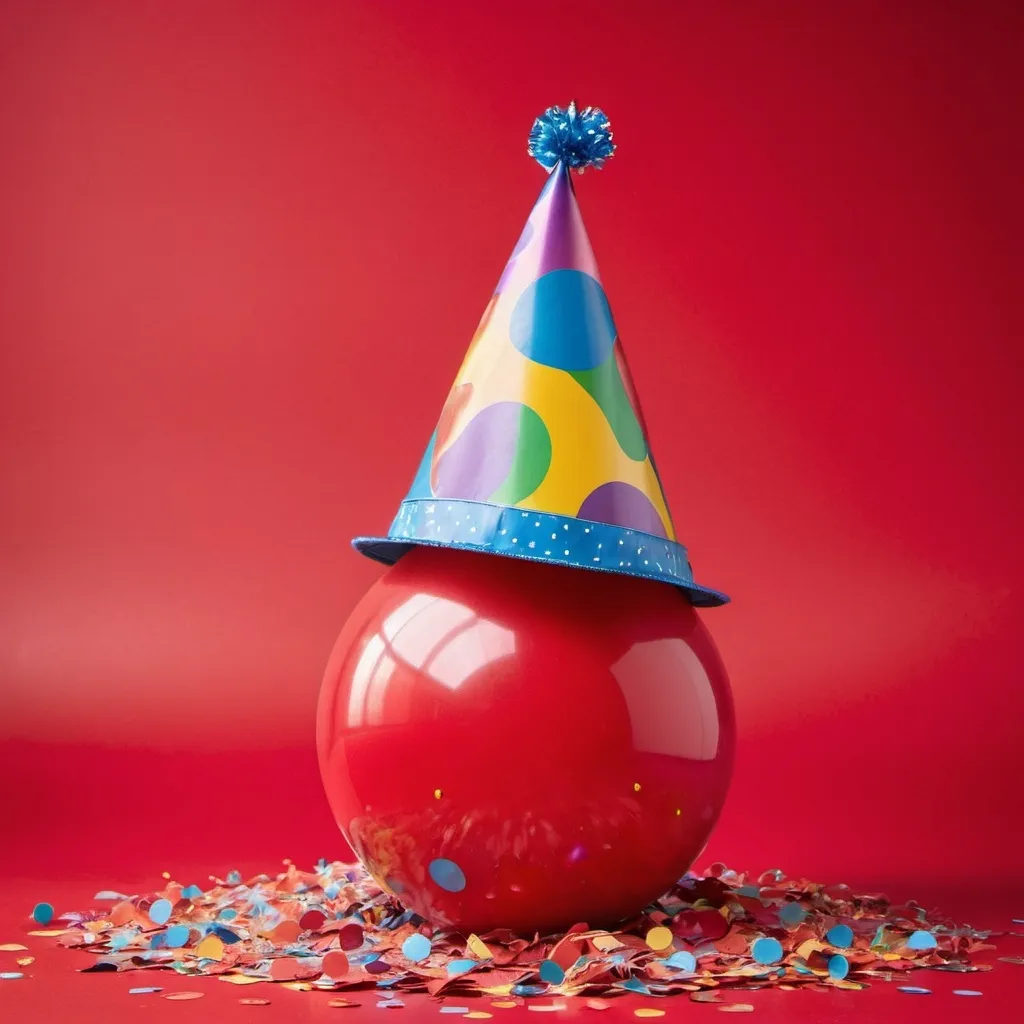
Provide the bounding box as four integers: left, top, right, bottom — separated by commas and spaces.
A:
527, 102, 615, 173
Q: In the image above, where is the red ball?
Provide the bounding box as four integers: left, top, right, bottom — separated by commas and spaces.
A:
317, 547, 734, 935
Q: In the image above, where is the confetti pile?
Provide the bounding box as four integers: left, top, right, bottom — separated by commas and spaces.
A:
24, 861, 1009, 1003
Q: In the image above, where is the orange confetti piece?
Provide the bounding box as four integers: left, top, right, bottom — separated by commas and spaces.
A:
239, 998, 271, 1005
195, 935, 224, 961
219, 975, 263, 986
719, 1007, 755, 1014
270, 957, 299, 981
491, 1001, 518, 1009
270, 920, 302, 945
634, 1010, 665, 1018
322, 950, 350, 978
645, 926, 673, 951
164, 991, 205, 1000
16, 957, 34, 966
465, 1015, 493, 1020
328, 998, 361, 1008
585, 1000, 611, 1010
0, 944, 28, 952
26, 929, 70, 937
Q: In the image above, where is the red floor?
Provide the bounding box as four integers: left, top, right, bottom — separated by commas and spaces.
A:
2, 868, 1021, 1024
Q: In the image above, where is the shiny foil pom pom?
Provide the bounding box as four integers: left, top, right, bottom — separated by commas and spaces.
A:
528, 101, 615, 172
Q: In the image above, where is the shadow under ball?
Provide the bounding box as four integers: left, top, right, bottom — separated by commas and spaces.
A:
317, 546, 734, 935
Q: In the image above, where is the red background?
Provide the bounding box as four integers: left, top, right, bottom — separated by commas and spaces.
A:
2, 0, 1022, 948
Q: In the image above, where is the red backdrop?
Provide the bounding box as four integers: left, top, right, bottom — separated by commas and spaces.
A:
2, 0, 1021, 900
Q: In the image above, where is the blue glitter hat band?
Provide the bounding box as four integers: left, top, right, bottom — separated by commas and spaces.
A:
352, 499, 729, 607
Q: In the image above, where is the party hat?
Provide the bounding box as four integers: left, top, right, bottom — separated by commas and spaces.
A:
354, 103, 728, 606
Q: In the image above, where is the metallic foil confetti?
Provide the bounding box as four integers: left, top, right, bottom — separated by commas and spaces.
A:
45, 860, 1009, 1005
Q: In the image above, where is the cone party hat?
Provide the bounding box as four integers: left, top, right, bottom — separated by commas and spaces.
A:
354, 103, 728, 606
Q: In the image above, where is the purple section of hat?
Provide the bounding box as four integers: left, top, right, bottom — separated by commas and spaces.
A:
432, 401, 521, 501
578, 481, 668, 538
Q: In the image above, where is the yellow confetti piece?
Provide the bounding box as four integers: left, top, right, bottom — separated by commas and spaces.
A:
26, 930, 69, 937
467, 934, 492, 959
490, 1001, 518, 1009
646, 926, 673, 951
719, 1007, 755, 1014
0, 944, 28, 952
795, 940, 824, 960
220, 975, 264, 985
162, 872, 171, 880
634, 1010, 666, 1018
195, 935, 225, 961
164, 991, 205, 1000
16, 957, 34, 967
464, 1014, 493, 1020
479, 986, 514, 996
592, 934, 624, 952
282, 982, 313, 991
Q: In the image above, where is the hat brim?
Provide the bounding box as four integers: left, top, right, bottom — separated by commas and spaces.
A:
352, 534, 729, 608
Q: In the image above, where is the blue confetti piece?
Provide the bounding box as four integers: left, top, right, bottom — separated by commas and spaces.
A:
826, 924, 854, 948
666, 951, 696, 972
621, 978, 651, 995
794, 964, 814, 975
828, 955, 849, 981
898, 986, 932, 995
149, 933, 167, 950
440, 1008, 471, 1014
1, 973, 25, 980
180, 885, 203, 900
164, 924, 189, 948
735, 885, 760, 897
401, 933, 431, 963
218, 908, 237, 921
213, 926, 241, 944
148, 899, 172, 926
129, 987, 163, 994
428, 858, 466, 893
446, 959, 476, 977
779, 903, 807, 926
538, 960, 565, 985
751, 937, 784, 965
907, 930, 937, 950
324, 883, 341, 899
110, 932, 133, 950
512, 984, 547, 997
226, 871, 242, 885
32, 902, 54, 925
871, 925, 888, 947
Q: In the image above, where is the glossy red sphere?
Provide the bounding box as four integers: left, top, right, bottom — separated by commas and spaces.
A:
317, 547, 734, 935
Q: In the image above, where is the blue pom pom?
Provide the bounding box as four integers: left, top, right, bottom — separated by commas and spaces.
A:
528, 101, 615, 172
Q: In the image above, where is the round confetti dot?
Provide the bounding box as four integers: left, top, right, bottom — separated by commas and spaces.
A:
322, 951, 349, 978
164, 925, 190, 948
898, 986, 932, 995
402, 933, 432, 963
828, 954, 849, 980
429, 858, 467, 893
953, 990, 983, 997
32, 902, 54, 925
510, 269, 616, 371
645, 926, 673, 951
270, 958, 299, 981
447, 959, 476, 977
339, 923, 364, 950
666, 951, 696, 972
906, 929, 937, 950
751, 937, 784, 965
633, 1010, 665, 1018
538, 959, 565, 985
433, 789, 444, 800
299, 909, 326, 931
633, 782, 642, 792
779, 903, 807, 926
148, 899, 172, 925
825, 924, 853, 947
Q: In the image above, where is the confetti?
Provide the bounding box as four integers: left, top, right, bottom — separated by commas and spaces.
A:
239, 998, 271, 1005
15, 957, 34, 967
129, 987, 164, 994
1, 973, 25, 980
377, 999, 405, 1008
464, 1014, 493, 1019
429, 859, 467, 893
633, 1009, 665, 1017
31, 903, 54, 925
441, 1008, 471, 1014
47, 859, 1007, 1006
645, 926, 673, 951
898, 986, 931, 995
164, 991, 205, 1000
719, 1007, 755, 1014
402, 933, 432, 962
328, 999, 361, 1008
0, 944, 28, 952
750, 937, 783, 965
953, 990, 983, 997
